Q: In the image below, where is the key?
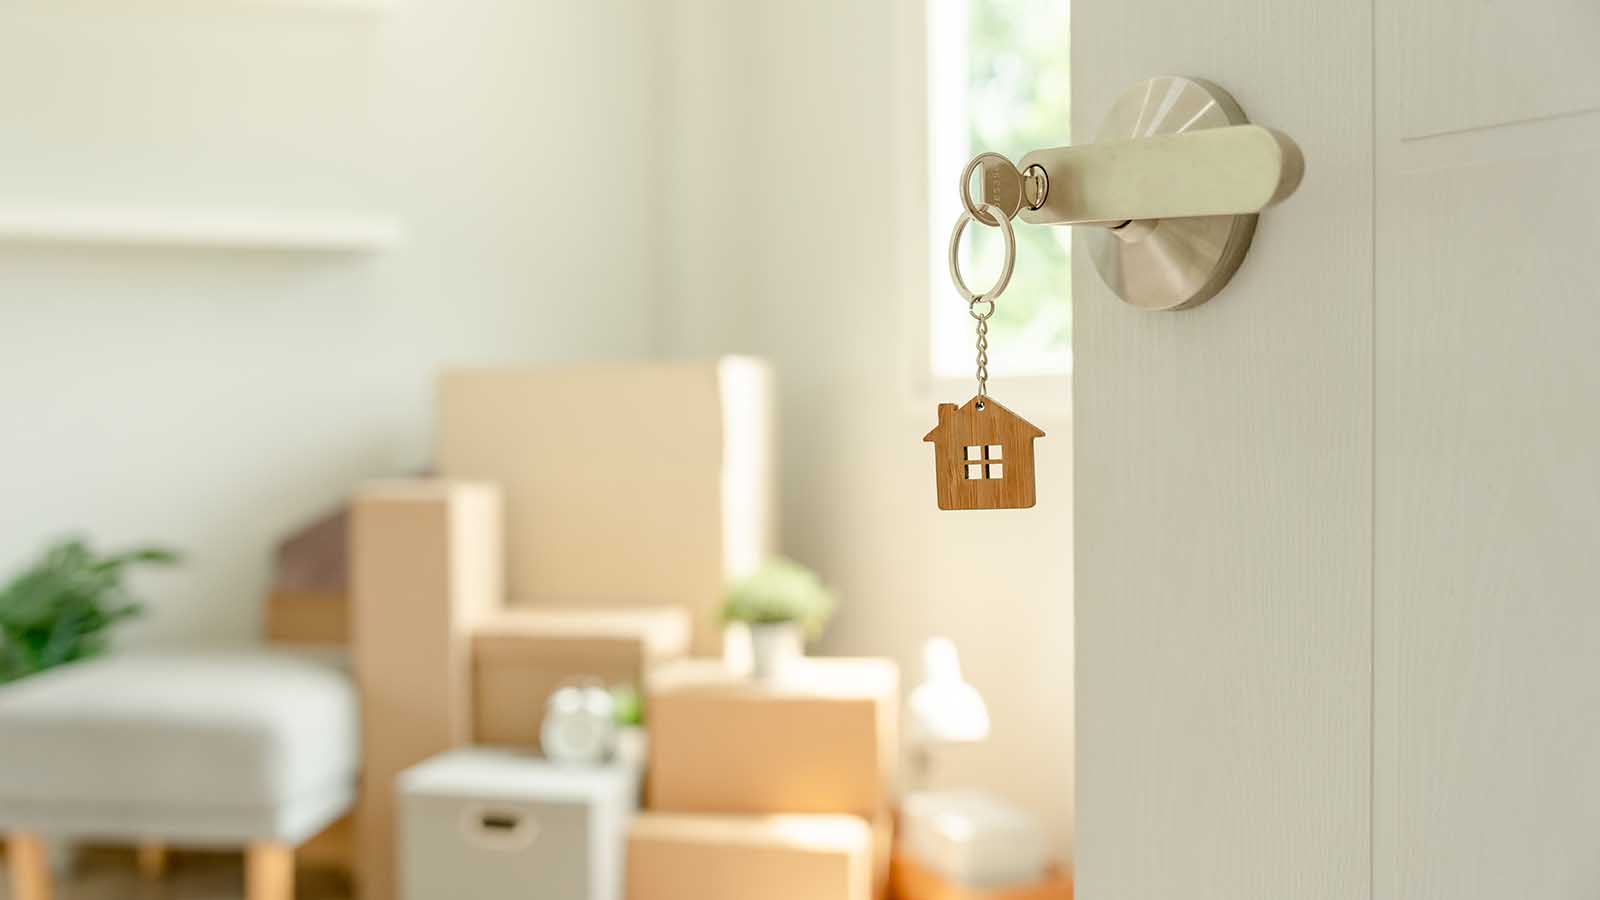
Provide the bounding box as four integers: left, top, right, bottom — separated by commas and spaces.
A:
961, 152, 1047, 226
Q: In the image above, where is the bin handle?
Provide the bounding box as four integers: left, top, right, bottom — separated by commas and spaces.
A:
459, 804, 538, 851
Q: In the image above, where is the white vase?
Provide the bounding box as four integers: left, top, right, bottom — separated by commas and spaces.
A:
748, 622, 804, 681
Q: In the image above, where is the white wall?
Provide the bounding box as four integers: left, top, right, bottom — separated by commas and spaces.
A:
661, 0, 1076, 860
0, 0, 669, 642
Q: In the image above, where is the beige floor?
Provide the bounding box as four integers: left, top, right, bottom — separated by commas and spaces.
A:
0, 848, 351, 900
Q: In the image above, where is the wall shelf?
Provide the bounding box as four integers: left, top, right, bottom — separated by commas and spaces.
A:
0, 208, 402, 253
248, 0, 392, 12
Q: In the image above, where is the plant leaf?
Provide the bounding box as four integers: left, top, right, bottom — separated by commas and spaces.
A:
0, 538, 175, 682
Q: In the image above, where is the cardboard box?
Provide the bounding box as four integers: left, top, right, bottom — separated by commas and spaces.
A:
437, 358, 775, 653
626, 813, 872, 900
889, 852, 1074, 900
646, 657, 898, 818
263, 589, 349, 645
648, 658, 898, 898
351, 480, 504, 900
472, 606, 691, 749
263, 505, 350, 645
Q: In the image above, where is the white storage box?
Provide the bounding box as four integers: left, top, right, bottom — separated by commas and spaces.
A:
900, 790, 1048, 888
399, 748, 639, 900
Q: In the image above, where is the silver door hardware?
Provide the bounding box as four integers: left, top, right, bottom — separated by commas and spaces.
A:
962, 76, 1303, 310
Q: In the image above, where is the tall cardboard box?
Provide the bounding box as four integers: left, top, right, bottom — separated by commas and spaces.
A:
351, 481, 503, 900
626, 813, 872, 900
647, 658, 898, 817
438, 359, 775, 653
472, 606, 691, 749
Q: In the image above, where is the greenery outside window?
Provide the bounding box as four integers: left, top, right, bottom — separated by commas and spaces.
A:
928, 0, 1071, 380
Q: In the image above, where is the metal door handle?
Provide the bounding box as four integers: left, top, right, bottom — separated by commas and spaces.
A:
966, 76, 1304, 310
1015, 124, 1302, 227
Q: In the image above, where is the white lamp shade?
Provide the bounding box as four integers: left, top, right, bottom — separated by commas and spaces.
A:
907, 637, 991, 745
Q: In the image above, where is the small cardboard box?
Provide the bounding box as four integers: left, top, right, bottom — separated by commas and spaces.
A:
645, 657, 898, 818
263, 589, 349, 645
263, 505, 350, 645
472, 606, 690, 749
438, 358, 775, 654
889, 852, 1074, 900
626, 813, 872, 900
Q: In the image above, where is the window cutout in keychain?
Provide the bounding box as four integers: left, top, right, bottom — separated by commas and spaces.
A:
924, 196, 1046, 510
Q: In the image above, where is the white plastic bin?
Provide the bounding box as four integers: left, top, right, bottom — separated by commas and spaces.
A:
900, 789, 1048, 887
398, 748, 638, 900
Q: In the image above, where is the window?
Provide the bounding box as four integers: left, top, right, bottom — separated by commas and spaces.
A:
963, 444, 1005, 479
928, 0, 1071, 380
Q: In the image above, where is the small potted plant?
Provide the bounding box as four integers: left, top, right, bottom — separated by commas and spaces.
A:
0, 538, 178, 684
721, 558, 836, 681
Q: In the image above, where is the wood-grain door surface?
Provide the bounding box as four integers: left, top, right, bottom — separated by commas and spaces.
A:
1073, 2, 1600, 898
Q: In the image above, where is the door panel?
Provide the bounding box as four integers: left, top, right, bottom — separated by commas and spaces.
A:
1073, 3, 1373, 899
1077, 0, 1600, 896
1374, 3, 1600, 894
1392, 0, 1600, 139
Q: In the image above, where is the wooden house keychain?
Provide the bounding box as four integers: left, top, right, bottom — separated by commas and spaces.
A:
923, 181, 1046, 510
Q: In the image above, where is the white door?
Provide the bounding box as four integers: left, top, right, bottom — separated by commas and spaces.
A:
1073, 3, 1600, 900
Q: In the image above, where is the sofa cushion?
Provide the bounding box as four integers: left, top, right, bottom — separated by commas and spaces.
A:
0, 650, 357, 841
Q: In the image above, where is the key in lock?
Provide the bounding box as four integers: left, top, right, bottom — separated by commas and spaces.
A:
963, 153, 1049, 225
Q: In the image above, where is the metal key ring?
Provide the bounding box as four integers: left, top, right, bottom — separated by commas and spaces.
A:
960, 152, 1013, 226
948, 202, 1016, 303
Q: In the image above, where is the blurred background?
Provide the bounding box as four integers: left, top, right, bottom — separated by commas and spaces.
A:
0, 2, 1073, 898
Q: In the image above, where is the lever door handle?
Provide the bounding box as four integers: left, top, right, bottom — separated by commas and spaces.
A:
1015, 124, 1303, 227
966, 76, 1304, 310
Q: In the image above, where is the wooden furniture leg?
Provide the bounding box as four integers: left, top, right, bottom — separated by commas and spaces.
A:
135, 842, 169, 879
245, 841, 294, 900
6, 833, 52, 900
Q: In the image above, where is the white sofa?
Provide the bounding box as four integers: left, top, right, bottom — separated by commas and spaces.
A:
0, 650, 358, 900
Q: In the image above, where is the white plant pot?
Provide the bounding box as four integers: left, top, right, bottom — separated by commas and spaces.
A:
612, 725, 648, 770
748, 622, 804, 681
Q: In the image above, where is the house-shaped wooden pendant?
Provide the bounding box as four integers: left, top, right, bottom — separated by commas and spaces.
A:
923, 395, 1045, 510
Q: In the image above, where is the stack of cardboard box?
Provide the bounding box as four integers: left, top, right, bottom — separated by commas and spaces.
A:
629, 658, 899, 900
353, 359, 776, 900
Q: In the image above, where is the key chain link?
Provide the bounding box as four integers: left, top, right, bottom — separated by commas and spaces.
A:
970, 296, 993, 400
949, 198, 1013, 403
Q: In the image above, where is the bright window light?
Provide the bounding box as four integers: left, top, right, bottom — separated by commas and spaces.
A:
928, 0, 1071, 380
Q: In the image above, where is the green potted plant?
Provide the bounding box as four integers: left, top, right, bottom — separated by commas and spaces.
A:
721, 557, 836, 680
0, 538, 178, 684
